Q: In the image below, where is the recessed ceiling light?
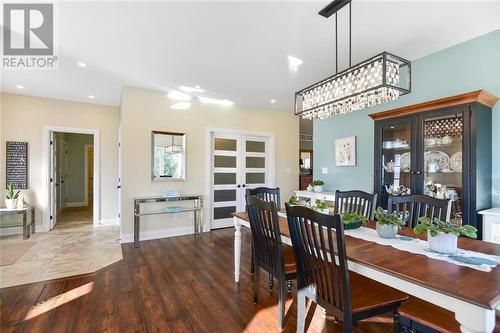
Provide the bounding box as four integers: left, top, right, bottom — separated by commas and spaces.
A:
15, 84, 24, 89
287, 55, 303, 71
88, 95, 95, 99
180, 85, 205, 94
77, 62, 87, 68
171, 102, 191, 110
168, 90, 192, 101
390, 126, 395, 129
270, 99, 276, 104
198, 96, 234, 106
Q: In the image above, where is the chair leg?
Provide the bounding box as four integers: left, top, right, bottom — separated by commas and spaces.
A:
268, 274, 274, 291
287, 280, 293, 292
278, 278, 286, 331
250, 242, 255, 274
253, 265, 260, 304
297, 288, 306, 333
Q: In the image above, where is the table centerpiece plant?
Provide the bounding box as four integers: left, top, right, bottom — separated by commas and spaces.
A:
288, 196, 299, 205
311, 180, 324, 193
312, 199, 329, 214
413, 216, 477, 254
5, 183, 20, 210
374, 207, 405, 239
341, 211, 367, 230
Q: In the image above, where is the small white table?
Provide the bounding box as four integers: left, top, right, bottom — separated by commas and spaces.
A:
479, 208, 500, 244
294, 190, 335, 203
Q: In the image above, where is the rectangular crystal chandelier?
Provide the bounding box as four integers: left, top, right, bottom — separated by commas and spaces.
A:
295, 52, 411, 119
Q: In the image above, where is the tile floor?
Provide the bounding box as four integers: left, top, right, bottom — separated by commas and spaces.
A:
0, 207, 122, 288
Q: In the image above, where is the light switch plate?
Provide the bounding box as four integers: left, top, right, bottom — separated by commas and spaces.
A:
286, 167, 291, 173
322, 167, 328, 174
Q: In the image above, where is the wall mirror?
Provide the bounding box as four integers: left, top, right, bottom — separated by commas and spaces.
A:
152, 131, 186, 181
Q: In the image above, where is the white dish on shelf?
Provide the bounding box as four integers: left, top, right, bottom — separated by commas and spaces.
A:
450, 151, 463, 172
424, 150, 450, 172
399, 152, 411, 172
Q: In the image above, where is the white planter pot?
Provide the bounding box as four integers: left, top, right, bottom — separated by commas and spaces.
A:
428, 230, 457, 254
313, 185, 323, 193
376, 222, 398, 239
5, 199, 18, 210
322, 208, 330, 215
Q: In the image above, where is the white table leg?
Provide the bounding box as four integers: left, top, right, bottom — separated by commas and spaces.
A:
234, 216, 242, 283
455, 305, 495, 333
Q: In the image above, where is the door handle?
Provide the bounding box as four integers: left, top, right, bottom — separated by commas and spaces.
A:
237, 185, 241, 188
411, 171, 422, 175
117, 185, 121, 189
242, 184, 247, 188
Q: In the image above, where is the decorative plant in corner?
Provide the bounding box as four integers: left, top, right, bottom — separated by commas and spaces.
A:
311, 180, 324, 193
5, 183, 20, 210
341, 212, 367, 230
413, 216, 477, 254
374, 207, 405, 239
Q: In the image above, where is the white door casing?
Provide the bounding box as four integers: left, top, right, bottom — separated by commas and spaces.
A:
49, 132, 58, 229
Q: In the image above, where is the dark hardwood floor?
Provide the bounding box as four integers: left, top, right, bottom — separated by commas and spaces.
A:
1, 228, 394, 333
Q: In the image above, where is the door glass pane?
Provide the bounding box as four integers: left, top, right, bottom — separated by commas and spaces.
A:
214, 190, 236, 202
214, 206, 236, 220
380, 121, 412, 208
246, 141, 265, 153
214, 156, 236, 168
214, 138, 236, 151
246, 156, 265, 168
423, 113, 463, 223
214, 173, 236, 185
246, 173, 265, 184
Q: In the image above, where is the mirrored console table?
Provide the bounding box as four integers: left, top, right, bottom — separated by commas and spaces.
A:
0, 207, 35, 239
134, 195, 203, 247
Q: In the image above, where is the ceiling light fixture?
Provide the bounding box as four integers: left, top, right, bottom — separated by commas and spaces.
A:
198, 97, 234, 106
270, 99, 276, 104
287, 55, 303, 71
180, 85, 205, 94
168, 90, 192, 101
171, 102, 191, 110
165, 136, 184, 154
77, 62, 87, 68
88, 95, 95, 99
15, 84, 24, 89
295, 0, 411, 120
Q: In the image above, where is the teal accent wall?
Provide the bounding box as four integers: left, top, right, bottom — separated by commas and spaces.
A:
66, 133, 93, 203
314, 29, 500, 205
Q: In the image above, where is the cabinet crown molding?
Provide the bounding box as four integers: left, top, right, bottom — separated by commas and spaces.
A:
369, 90, 498, 121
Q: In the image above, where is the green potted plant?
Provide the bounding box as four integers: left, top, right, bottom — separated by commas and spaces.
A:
288, 196, 299, 205
313, 199, 329, 214
341, 211, 367, 230
311, 180, 324, 193
413, 217, 477, 254
374, 207, 405, 238
5, 183, 20, 210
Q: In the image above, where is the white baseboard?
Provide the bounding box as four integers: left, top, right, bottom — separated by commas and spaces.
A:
120, 226, 198, 244
98, 218, 119, 226
0, 224, 47, 236
65, 201, 87, 207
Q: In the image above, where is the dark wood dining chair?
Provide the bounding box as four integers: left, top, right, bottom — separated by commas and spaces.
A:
285, 203, 408, 333
334, 190, 377, 220
387, 194, 452, 228
246, 187, 281, 290
246, 196, 297, 331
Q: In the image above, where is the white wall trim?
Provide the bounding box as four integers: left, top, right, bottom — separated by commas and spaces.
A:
204, 127, 276, 232
43, 126, 100, 230
84, 144, 93, 207
99, 218, 119, 226
120, 226, 196, 244
65, 201, 87, 207
0, 224, 47, 236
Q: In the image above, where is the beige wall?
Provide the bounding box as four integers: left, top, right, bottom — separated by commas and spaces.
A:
0, 93, 120, 230
120, 86, 299, 241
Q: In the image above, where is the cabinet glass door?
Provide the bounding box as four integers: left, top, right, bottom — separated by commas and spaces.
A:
380, 120, 413, 208
422, 112, 464, 223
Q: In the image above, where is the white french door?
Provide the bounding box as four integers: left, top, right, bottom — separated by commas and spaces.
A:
211, 132, 273, 229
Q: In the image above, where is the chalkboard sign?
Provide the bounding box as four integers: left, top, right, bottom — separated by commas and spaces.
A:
6, 141, 28, 189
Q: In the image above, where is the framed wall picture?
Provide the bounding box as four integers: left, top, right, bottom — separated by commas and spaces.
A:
335, 136, 356, 167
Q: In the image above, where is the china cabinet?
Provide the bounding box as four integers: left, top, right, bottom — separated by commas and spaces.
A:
370, 90, 498, 238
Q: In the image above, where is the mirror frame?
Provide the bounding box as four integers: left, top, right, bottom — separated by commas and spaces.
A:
151, 130, 186, 182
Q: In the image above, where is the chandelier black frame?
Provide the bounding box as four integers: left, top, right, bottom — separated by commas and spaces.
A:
294, 0, 411, 119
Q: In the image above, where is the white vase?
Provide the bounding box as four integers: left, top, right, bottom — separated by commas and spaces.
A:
313, 185, 323, 193
428, 230, 457, 254
376, 222, 398, 239
5, 199, 18, 210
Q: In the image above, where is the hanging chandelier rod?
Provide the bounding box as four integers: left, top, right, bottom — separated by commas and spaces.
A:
318, 0, 351, 18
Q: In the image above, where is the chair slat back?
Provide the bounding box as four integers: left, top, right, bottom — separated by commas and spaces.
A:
334, 190, 377, 220
247, 196, 283, 274
387, 194, 452, 227
285, 203, 352, 320
246, 187, 281, 210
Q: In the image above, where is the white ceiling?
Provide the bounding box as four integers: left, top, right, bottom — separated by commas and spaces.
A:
2, 1, 499, 111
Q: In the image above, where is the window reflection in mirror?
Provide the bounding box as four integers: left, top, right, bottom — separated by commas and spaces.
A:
152, 131, 186, 181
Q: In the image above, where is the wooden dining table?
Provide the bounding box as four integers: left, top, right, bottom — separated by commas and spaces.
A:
232, 211, 500, 333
